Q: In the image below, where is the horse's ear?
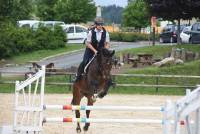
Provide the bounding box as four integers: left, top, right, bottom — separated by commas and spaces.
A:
110, 50, 115, 57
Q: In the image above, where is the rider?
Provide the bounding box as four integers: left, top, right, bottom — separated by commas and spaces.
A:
75, 17, 110, 82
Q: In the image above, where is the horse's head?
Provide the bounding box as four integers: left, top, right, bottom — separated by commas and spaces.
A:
97, 48, 115, 79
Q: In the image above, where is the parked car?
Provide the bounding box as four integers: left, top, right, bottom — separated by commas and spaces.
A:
42, 21, 65, 29
17, 20, 40, 28
189, 22, 200, 44
61, 24, 88, 44
159, 24, 186, 43
180, 26, 191, 43
17, 20, 65, 30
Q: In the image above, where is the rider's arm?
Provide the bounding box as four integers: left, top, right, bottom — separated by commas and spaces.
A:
86, 31, 98, 54
87, 43, 98, 54
104, 31, 110, 49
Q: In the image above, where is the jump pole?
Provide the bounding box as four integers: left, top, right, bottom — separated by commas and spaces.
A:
43, 117, 189, 125
43, 105, 164, 111
43, 117, 163, 124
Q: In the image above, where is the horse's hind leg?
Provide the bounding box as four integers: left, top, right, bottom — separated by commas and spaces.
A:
83, 95, 93, 132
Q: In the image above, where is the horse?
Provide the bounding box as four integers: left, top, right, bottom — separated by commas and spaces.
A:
71, 48, 115, 133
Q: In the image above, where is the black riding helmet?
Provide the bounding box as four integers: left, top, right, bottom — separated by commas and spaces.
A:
94, 17, 104, 25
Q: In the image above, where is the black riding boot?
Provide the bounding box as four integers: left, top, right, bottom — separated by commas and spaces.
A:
74, 62, 84, 82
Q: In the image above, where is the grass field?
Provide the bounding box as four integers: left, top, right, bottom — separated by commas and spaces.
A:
1, 44, 84, 65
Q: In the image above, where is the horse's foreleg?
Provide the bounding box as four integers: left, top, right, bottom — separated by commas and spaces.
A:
75, 110, 81, 133
98, 79, 113, 98
72, 85, 82, 133
83, 96, 93, 132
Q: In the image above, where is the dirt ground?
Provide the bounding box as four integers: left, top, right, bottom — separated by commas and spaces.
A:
0, 93, 185, 134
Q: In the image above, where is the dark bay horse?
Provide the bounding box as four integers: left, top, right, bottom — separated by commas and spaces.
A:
71, 48, 115, 133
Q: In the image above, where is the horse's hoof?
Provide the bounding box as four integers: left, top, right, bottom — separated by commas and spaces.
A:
76, 128, 81, 133
98, 92, 106, 99
83, 125, 89, 132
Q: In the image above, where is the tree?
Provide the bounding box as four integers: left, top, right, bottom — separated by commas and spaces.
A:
36, 0, 58, 20
145, 0, 200, 44
55, 0, 96, 23
0, 0, 33, 22
12, 0, 33, 21
102, 5, 124, 24
123, 0, 150, 30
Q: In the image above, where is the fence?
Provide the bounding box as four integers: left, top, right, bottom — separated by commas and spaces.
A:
13, 66, 45, 134
0, 70, 200, 92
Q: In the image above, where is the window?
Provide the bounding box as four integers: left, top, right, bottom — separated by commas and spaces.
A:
55, 22, 64, 26
192, 23, 199, 31
21, 24, 31, 28
76, 26, 87, 33
163, 25, 174, 32
67, 26, 74, 33
32, 23, 40, 30
76, 26, 83, 33
45, 23, 53, 28
197, 24, 200, 31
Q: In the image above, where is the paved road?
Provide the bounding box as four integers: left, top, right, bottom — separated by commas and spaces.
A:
0, 41, 152, 75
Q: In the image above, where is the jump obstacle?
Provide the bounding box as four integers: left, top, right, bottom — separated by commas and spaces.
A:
11, 66, 200, 134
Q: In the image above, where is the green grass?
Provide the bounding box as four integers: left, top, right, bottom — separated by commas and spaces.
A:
3, 44, 84, 65
113, 44, 200, 95
0, 44, 83, 93
117, 44, 200, 59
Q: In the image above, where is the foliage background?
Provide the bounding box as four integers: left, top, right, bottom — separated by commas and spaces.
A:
0, 23, 66, 58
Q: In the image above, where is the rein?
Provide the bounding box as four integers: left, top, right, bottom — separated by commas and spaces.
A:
84, 53, 97, 73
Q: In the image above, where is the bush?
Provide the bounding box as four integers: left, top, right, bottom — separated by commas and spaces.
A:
110, 32, 158, 42
0, 22, 66, 58
12, 27, 35, 53
0, 23, 17, 57
121, 33, 137, 42
110, 32, 123, 41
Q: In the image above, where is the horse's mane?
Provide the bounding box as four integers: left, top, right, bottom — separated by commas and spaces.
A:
86, 48, 115, 79
100, 48, 114, 57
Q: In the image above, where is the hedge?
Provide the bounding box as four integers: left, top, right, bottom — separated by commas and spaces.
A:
110, 32, 159, 42
0, 22, 66, 58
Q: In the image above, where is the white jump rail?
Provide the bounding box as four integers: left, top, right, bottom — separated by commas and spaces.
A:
13, 66, 45, 134
43, 117, 163, 124
164, 87, 200, 134
43, 105, 164, 111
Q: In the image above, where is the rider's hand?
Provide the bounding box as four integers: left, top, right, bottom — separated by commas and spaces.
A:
94, 50, 98, 55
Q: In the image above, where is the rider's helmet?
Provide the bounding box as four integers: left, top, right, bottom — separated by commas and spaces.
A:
94, 17, 104, 26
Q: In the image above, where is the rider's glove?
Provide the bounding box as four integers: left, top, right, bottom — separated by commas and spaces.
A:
94, 51, 98, 56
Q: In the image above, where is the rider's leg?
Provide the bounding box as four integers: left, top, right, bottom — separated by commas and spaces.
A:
74, 62, 84, 82
74, 50, 90, 82
74, 49, 93, 82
